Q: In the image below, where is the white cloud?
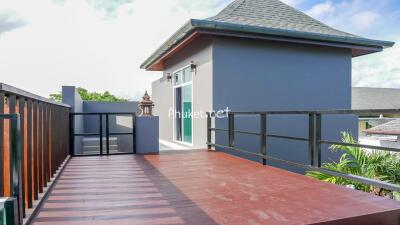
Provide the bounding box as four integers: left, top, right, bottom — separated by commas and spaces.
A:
306, 1, 335, 18
0, 0, 229, 99
353, 38, 400, 88
0, 10, 26, 34
303, 0, 397, 39
302, 0, 399, 89
351, 11, 380, 31
280, 0, 304, 7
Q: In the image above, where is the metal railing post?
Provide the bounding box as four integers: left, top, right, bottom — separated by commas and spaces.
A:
106, 114, 110, 155
207, 112, 211, 149
132, 113, 136, 154
316, 113, 322, 167
99, 114, 103, 155
10, 114, 22, 225
69, 114, 75, 156
260, 113, 267, 165
228, 113, 234, 148
308, 113, 315, 166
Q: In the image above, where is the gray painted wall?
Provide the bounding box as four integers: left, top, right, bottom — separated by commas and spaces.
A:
62, 86, 84, 154
151, 35, 358, 173
136, 116, 159, 154
82, 101, 140, 153
62, 86, 159, 154
212, 36, 357, 172
152, 36, 213, 148
83, 101, 139, 134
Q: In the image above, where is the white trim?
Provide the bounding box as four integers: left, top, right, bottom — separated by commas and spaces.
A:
172, 65, 194, 146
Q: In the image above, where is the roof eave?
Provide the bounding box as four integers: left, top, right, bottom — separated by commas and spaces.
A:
141, 19, 395, 70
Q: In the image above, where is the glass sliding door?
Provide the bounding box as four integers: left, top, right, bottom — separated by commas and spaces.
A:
173, 65, 193, 144
182, 85, 192, 143
175, 87, 182, 141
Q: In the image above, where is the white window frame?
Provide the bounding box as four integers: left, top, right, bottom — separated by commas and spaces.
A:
172, 65, 194, 146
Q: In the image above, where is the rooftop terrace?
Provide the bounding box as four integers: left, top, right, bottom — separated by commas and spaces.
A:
31, 151, 400, 225
1, 83, 400, 225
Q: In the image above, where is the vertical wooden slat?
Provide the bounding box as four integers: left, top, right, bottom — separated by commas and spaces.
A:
26, 99, 33, 208
50, 104, 55, 177
43, 104, 48, 187
18, 97, 26, 217
0, 92, 4, 196
38, 103, 43, 193
8, 95, 16, 195
32, 101, 38, 200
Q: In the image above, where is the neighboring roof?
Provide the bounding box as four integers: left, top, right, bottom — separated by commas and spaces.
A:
364, 119, 400, 136
352, 87, 400, 110
141, 0, 394, 70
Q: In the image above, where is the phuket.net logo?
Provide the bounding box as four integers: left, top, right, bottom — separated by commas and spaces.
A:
168, 107, 231, 119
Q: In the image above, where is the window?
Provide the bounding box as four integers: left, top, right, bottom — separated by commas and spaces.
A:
173, 65, 192, 144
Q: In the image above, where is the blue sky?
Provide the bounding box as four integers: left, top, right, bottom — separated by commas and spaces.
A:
0, 0, 399, 99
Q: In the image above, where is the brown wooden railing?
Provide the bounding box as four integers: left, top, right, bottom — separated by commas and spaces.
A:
0, 83, 70, 224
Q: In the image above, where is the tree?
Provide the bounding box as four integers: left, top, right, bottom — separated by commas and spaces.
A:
306, 132, 400, 200
49, 87, 128, 102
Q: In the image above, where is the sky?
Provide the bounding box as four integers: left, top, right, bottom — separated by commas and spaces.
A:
0, 0, 399, 100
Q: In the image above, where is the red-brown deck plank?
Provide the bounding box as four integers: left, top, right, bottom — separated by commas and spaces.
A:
31, 150, 400, 225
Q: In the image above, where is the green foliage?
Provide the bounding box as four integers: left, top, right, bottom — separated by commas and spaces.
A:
306, 132, 400, 199
49, 87, 128, 102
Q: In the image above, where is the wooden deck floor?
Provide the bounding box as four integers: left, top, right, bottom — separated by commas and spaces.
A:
31, 150, 400, 225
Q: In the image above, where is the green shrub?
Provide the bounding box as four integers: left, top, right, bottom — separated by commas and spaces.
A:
306, 132, 400, 199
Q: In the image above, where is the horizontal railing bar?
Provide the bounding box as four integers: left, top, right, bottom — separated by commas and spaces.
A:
209, 141, 400, 192
211, 109, 400, 116
233, 130, 261, 136
0, 83, 70, 108
73, 133, 100, 137
266, 155, 400, 192
71, 112, 136, 115
210, 128, 309, 141
108, 132, 134, 135
207, 143, 263, 158
210, 128, 229, 132
267, 134, 309, 141
313, 167, 400, 192
320, 140, 400, 153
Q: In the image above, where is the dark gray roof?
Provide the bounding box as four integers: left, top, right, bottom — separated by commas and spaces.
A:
141, 0, 394, 70
364, 119, 400, 135
352, 87, 400, 110
207, 0, 358, 39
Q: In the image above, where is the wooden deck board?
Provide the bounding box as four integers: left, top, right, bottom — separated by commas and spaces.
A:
31, 150, 400, 225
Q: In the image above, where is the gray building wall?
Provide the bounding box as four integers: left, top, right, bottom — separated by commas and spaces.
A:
151, 35, 357, 172
62, 86, 84, 153
83, 101, 139, 134
152, 36, 213, 148
62, 86, 159, 154
212, 36, 357, 172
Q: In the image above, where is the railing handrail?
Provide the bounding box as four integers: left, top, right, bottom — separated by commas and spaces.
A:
227, 108, 400, 115
70, 112, 136, 115
206, 109, 400, 192
0, 83, 70, 108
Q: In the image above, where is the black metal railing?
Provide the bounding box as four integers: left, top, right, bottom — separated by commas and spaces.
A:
207, 109, 400, 192
1, 83, 70, 225
70, 112, 136, 156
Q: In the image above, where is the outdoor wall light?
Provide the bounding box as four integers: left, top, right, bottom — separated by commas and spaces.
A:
190, 61, 197, 73
166, 73, 172, 81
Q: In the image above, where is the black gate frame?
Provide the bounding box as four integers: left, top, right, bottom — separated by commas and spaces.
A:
69, 112, 136, 156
